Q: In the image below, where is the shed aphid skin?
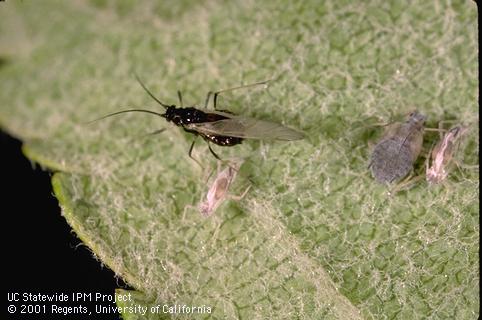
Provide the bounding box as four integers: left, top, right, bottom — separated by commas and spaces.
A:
369, 111, 427, 184
90, 75, 304, 161
426, 125, 468, 184
199, 159, 250, 217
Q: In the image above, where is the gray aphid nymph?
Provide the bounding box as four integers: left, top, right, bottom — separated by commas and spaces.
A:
370, 111, 426, 184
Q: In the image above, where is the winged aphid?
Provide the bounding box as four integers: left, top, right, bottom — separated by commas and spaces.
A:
91, 75, 304, 161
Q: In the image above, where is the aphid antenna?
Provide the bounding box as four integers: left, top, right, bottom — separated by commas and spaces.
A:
205, 78, 273, 110
134, 73, 172, 109
361, 120, 395, 129
216, 79, 272, 94
373, 110, 411, 128
87, 109, 166, 124
138, 128, 166, 138
388, 173, 424, 196
358, 112, 405, 131
122, 128, 167, 145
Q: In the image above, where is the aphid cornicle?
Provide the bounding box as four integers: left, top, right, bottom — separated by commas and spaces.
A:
369, 111, 427, 184
426, 125, 468, 184
91, 75, 305, 160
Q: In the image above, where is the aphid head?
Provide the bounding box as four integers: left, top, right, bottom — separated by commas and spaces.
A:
164, 107, 207, 126
162, 105, 176, 120
407, 111, 427, 125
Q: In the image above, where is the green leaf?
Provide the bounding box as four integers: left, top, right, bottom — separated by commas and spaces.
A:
1, 0, 478, 319
115, 289, 169, 320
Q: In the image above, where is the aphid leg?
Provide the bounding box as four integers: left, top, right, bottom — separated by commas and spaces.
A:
204, 79, 271, 110
229, 184, 252, 201
450, 135, 478, 173
455, 161, 479, 170
204, 91, 213, 109
437, 120, 452, 138
177, 90, 184, 108
182, 204, 196, 221
451, 161, 479, 183
388, 174, 424, 196
207, 143, 222, 160
188, 137, 197, 157
188, 136, 203, 167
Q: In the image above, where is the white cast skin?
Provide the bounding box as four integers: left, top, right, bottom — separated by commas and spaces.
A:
426, 126, 467, 184
199, 159, 245, 217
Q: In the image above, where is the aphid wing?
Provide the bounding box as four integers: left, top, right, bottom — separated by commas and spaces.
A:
188, 117, 304, 140
409, 131, 424, 162
392, 121, 424, 162
206, 110, 238, 118
239, 117, 305, 140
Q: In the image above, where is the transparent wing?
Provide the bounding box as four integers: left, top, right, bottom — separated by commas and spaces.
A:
186, 115, 305, 140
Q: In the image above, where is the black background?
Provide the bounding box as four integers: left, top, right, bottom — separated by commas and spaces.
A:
2, 130, 130, 319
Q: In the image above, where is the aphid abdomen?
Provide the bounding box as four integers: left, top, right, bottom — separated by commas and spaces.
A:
201, 111, 243, 146
370, 137, 413, 183
203, 134, 243, 146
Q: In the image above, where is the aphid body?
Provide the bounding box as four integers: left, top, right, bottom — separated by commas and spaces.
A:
199, 159, 246, 217
370, 111, 427, 183
163, 106, 243, 147
426, 125, 468, 184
